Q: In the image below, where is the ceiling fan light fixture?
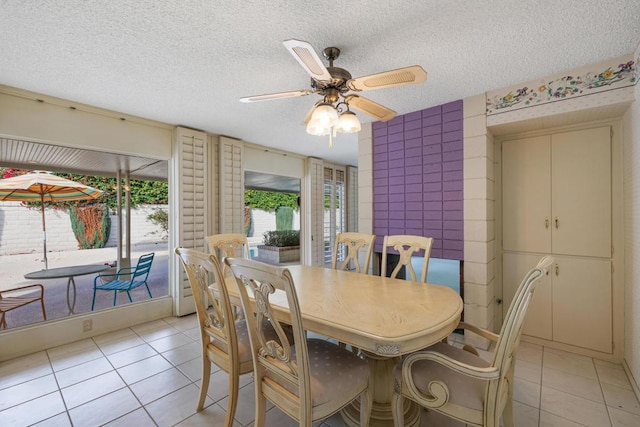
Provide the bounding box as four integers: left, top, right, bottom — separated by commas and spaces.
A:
306, 117, 331, 136
336, 111, 361, 133
310, 103, 339, 127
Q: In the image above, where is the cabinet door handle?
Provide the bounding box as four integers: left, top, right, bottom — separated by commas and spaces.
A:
555, 217, 559, 229
555, 263, 559, 276
545, 217, 549, 229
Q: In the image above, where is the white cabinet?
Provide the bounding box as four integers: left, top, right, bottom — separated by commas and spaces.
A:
503, 253, 611, 353
502, 126, 612, 353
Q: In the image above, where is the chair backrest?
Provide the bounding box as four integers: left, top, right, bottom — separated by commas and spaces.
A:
488, 256, 554, 416
206, 233, 250, 274
225, 257, 311, 417
332, 232, 376, 274
175, 247, 239, 368
131, 252, 154, 283
380, 235, 433, 282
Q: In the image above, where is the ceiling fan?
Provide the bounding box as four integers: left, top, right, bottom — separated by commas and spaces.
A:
240, 39, 427, 139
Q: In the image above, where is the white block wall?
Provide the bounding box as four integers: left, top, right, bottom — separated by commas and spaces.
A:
248, 209, 300, 242
462, 94, 496, 348
623, 80, 640, 394
0, 203, 168, 256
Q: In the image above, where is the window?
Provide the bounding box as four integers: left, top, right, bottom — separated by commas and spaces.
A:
323, 166, 346, 267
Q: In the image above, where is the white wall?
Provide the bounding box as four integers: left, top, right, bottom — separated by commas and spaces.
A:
623, 80, 640, 393
0, 203, 168, 256
0, 88, 172, 159
248, 209, 300, 243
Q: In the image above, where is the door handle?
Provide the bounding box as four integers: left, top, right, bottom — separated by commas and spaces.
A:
545, 218, 549, 229
555, 217, 559, 229
555, 263, 559, 276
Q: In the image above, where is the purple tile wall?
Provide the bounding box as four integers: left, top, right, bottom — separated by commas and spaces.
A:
372, 100, 463, 260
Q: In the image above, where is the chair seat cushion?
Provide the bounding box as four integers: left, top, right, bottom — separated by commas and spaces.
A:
290, 338, 369, 407
394, 342, 491, 411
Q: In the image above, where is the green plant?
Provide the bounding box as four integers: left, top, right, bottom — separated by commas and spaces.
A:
70, 205, 111, 249
1, 168, 169, 211
245, 190, 299, 212
275, 206, 293, 231
147, 208, 168, 239
262, 230, 300, 247
244, 207, 253, 236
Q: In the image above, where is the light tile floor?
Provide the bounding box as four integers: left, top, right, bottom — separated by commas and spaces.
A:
1, 315, 639, 426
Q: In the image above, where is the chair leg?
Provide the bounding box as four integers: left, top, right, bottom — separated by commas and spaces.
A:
91, 289, 97, 311
254, 389, 267, 427
126, 291, 133, 303
391, 392, 404, 427
224, 364, 240, 427
145, 283, 152, 298
113, 291, 118, 306
40, 297, 47, 321
197, 357, 212, 411
0, 313, 6, 329
503, 387, 515, 427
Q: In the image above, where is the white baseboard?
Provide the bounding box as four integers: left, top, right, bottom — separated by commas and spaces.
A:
0, 297, 173, 362
623, 359, 640, 404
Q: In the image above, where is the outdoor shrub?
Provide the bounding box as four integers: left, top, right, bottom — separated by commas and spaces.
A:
262, 230, 300, 247
70, 205, 111, 249
275, 206, 293, 231
244, 206, 253, 236
147, 208, 168, 239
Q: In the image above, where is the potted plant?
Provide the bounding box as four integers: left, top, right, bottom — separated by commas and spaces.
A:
258, 230, 300, 264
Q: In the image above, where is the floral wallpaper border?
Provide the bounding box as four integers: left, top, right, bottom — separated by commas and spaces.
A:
487, 53, 638, 115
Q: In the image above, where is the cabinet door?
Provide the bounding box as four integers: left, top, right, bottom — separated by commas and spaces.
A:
503, 252, 552, 340
552, 256, 612, 353
502, 136, 551, 253
551, 127, 611, 258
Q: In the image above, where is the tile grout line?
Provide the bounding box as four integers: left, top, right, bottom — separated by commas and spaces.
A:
593, 356, 616, 426
91, 327, 161, 427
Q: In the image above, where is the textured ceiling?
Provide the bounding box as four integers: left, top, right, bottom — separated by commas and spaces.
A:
1, 1, 639, 166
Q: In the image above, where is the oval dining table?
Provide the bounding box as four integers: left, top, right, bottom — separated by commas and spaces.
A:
224, 263, 463, 427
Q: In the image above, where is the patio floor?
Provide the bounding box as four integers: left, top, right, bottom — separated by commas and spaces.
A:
0, 243, 169, 330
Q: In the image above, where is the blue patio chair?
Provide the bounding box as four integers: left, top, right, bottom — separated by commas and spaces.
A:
91, 253, 154, 310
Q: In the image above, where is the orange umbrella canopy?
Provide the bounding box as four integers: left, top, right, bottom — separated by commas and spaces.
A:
0, 171, 103, 268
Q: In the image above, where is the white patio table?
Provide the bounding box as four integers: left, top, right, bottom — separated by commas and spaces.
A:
25, 264, 110, 315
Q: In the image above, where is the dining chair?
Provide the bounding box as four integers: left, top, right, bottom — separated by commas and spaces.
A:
391, 256, 554, 427
91, 252, 154, 310
381, 234, 434, 282
206, 233, 251, 275
0, 284, 46, 328
332, 232, 376, 274
225, 257, 373, 427
175, 247, 251, 427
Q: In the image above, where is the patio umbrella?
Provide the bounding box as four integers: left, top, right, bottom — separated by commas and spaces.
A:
0, 170, 103, 269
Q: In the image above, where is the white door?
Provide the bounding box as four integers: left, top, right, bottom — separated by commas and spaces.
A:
551, 127, 611, 258
503, 252, 552, 340
552, 256, 612, 353
502, 135, 551, 253
172, 127, 209, 316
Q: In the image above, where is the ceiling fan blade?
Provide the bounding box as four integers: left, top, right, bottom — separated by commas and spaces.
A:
345, 95, 397, 122
239, 89, 313, 103
347, 65, 427, 92
283, 39, 333, 82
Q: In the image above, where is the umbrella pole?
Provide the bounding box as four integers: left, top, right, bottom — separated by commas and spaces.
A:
40, 192, 48, 269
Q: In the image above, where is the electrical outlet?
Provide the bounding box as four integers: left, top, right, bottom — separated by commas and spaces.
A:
82, 319, 93, 332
